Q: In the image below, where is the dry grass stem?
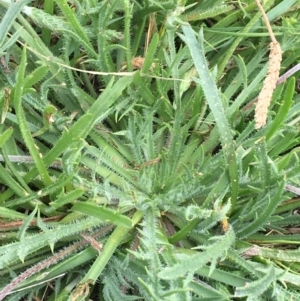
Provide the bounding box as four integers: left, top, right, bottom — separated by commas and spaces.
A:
255, 41, 282, 128
254, 0, 277, 43
145, 13, 156, 54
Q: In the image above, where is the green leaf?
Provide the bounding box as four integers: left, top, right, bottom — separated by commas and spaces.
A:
188, 280, 230, 300
0, 127, 13, 147
71, 202, 133, 229
55, 0, 96, 57
50, 189, 84, 210
266, 77, 295, 141
0, 27, 22, 55
182, 4, 234, 22
158, 226, 235, 279
237, 181, 285, 239
259, 247, 300, 262
0, 207, 27, 220
0, 0, 31, 50
254, 137, 270, 188
80, 210, 143, 284
24, 64, 49, 88
195, 262, 247, 287
234, 265, 276, 299
18, 206, 38, 240
0, 215, 103, 268
0, 163, 28, 198
40, 76, 132, 170
2, 174, 73, 208
179, 25, 238, 210
13, 46, 52, 186
233, 54, 248, 90
141, 32, 159, 73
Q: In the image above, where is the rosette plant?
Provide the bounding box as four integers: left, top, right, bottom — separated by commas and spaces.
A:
0, 0, 300, 300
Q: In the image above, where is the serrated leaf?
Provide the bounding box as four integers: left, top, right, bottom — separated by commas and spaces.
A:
234, 265, 276, 299
0, 216, 103, 269
158, 226, 235, 279
180, 25, 238, 210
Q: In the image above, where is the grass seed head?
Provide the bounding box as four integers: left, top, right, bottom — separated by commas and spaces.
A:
255, 41, 282, 129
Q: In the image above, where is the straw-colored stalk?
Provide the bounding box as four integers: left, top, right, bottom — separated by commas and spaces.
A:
255, 41, 282, 129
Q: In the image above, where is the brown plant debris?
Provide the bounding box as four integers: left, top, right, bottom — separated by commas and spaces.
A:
121, 56, 156, 71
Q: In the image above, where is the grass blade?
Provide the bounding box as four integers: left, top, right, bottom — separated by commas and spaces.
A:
13, 46, 52, 186
71, 202, 133, 229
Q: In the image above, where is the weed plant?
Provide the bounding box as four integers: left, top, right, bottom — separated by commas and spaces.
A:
0, 0, 300, 300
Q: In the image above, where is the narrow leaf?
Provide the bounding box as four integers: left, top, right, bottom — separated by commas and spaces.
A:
0, 207, 27, 220
0, 0, 31, 49
50, 189, 84, 210
0, 127, 13, 147
80, 210, 143, 284
14, 46, 52, 186
180, 25, 238, 209
237, 181, 285, 238
266, 77, 295, 141
71, 202, 133, 229
24, 64, 49, 88
18, 206, 38, 240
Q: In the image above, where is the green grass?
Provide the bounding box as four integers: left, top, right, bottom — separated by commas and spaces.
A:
0, 0, 300, 300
